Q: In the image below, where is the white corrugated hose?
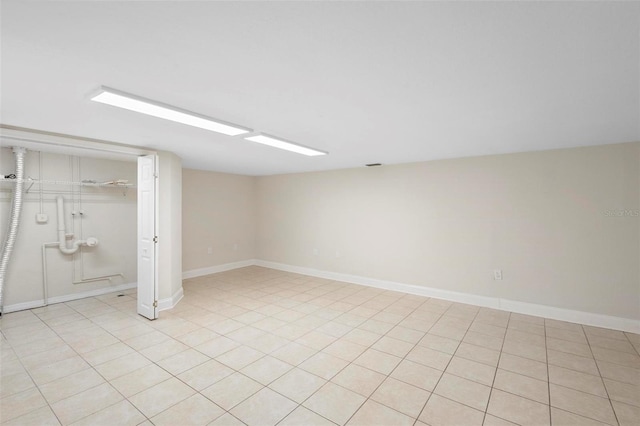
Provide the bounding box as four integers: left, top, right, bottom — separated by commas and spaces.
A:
0, 147, 27, 316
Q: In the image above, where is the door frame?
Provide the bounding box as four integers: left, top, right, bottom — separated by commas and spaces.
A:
0, 126, 160, 318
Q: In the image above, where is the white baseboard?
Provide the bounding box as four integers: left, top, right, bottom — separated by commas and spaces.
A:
158, 286, 184, 312
3, 282, 137, 314
499, 299, 640, 335
255, 260, 640, 334
255, 259, 499, 307
2, 299, 48, 313
182, 259, 257, 280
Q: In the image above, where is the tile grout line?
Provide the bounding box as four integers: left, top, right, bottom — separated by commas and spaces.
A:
545, 317, 552, 426
183, 274, 396, 425
3, 302, 132, 426
0, 320, 61, 425
279, 290, 423, 425
338, 294, 447, 426
3, 268, 639, 426
39, 296, 224, 425
45, 298, 153, 425
582, 324, 620, 426
481, 310, 512, 426
412, 303, 484, 425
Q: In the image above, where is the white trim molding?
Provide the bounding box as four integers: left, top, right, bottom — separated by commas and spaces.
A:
3, 282, 137, 314
12, 259, 634, 333
182, 259, 257, 280
255, 260, 640, 334
255, 259, 498, 306
0, 125, 154, 158
158, 286, 184, 312
498, 299, 640, 335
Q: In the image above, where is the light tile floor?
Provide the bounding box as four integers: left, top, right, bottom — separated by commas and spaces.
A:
1, 266, 639, 426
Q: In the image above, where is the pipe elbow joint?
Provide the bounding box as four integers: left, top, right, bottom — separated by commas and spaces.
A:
58, 237, 98, 254
58, 242, 79, 255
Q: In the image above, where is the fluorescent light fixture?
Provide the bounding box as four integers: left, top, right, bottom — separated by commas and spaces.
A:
245, 134, 327, 156
90, 86, 251, 136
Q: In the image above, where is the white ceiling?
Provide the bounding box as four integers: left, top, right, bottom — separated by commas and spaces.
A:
1, 1, 638, 176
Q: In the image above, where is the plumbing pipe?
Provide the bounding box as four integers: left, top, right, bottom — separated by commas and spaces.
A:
73, 160, 121, 284
0, 147, 27, 316
41, 242, 119, 308
41, 242, 121, 311
56, 196, 99, 254
72, 272, 123, 285
41, 242, 59, 306
72, 275, 120, 285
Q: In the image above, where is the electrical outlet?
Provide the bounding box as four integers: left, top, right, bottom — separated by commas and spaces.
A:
493, 269, 503, 280
207, 247, 213, 255
36, 213, 48, 224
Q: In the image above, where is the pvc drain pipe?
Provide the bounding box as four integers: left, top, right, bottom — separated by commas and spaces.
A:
56, 196, 98, 255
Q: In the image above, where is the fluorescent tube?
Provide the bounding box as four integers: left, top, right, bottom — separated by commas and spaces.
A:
245, 134, 327, 156
91, 87, 251, 136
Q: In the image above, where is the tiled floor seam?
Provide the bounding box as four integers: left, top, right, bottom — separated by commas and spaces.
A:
301, 294, 433, 424
2, 311, 106, 426
580, 329, 620, 426
2, 344, 92, 424
22, 298, 218, 425
383, 296, 458, 426
295, 295, 423, 425
480, 310, 511, 426
174, 285, 397, 424
3, 268, 639, 426
543, 317, 552, 426
33, 308, 154, 425
413, 303, 481, 425
339, 298, 440, 425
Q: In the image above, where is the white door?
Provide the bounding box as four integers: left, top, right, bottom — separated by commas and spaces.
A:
137, 155, 157, 319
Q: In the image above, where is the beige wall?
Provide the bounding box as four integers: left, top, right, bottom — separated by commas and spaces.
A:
157, 151, 183, 300
182, 169, 256, 273
0, 148, 137, 307
256, 142, 640, 320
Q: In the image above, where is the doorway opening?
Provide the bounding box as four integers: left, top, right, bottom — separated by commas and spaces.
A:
0, 129, 158, 320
